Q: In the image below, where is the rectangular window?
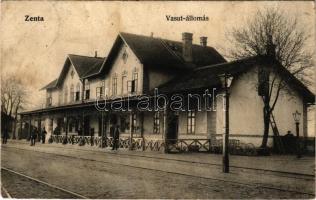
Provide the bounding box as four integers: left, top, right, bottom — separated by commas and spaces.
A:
132, 73, 138, 93
96, 87, 104, 99
131, 80, 136, 93
85, 90, 90, 100
112, 77, 117, 96
128, 73, 138, 94
75, 84, 80, 101
153, 112, 160, 134
46, 97, 52, 107
75, 92, 80, 101
122, 76, 127, 94
64, 86, 68, 104
58, 90, 62, 105
85, 80, 90, 100
70, 86, 74, 102
187, 110, 195, 134
127, 80, 132, 93
46, 92, 52, 106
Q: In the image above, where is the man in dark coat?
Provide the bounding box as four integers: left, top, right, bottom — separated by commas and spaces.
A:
30, 128, 37, 146
2, 131, 9, 144
41, 127, 47, 144
112, 124, 120, 150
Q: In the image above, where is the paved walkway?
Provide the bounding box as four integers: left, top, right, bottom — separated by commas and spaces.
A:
5, 139, 315, 176
3, 143, 314, 198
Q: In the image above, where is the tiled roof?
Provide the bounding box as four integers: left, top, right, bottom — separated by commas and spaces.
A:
42, 55, 105, 90
157, 57, 257, 93
40, 79, 58, 90
68, 54, 104, 78
120, 32, 226, 69
98, 32, 227, 76
157, 56, 315, 103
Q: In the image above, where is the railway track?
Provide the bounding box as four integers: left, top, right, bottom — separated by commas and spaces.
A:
1, 167, 88, 199
2, 185, 12, 198
2, 145, 315, 197
53, 145, 315, 179
3, 145, 314, 180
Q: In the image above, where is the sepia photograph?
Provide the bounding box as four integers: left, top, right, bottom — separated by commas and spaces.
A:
1, 1, 315, 199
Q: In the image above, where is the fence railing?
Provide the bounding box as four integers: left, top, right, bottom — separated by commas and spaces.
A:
49, 135, 257, 155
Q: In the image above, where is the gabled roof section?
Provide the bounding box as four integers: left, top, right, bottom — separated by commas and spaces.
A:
158, 56, 315, 103
57, 54, 104, 87
98, 32, 226, 76
42, 54, 105, 90
68, 54, 104, 78
40, 79, 58, 90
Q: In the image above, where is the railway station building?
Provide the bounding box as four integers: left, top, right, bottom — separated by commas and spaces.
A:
19, 32, 314, 154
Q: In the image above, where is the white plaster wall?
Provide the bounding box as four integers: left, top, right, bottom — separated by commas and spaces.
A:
105, 43, 143, 98
62, 63, 82, 104
47, 62, 82, 106
50, 89, 60, 106
216, 66, 305, 147
86, 78, 106, 101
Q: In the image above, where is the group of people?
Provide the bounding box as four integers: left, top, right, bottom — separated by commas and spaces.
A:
28, 123, 120, 149
30, 127, 47, 146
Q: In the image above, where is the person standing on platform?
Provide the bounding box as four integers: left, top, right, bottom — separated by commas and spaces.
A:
41, 127, 47, 144
112, 124, 120, 150
30, 127, 37, 146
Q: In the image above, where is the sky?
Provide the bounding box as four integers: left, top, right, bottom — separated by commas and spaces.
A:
1, 1, 315, 111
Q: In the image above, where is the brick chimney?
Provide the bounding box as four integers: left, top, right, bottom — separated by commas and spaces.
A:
200, 36, 207, 47
182, 32, 193, 62
95, 51, 98, 58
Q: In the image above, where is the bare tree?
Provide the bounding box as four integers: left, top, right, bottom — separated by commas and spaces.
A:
1, 75, 28, 139
227, 8, 313, 150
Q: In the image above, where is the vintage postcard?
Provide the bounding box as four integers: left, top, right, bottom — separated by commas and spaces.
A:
1, 1, 315, 199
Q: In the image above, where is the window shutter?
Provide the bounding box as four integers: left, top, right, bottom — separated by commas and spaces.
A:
127, 81, 132, 93
131, 80, 135, 93
100, 87, 103, 97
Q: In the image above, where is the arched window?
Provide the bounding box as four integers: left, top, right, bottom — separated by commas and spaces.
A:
70, 84, 74, 102
58, 90, 63, 105
112, 75, 117, 96
96, 80, 105, 99
64, 85, 68, 104
75, 83, 80, 101
85, 79, 90, 100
